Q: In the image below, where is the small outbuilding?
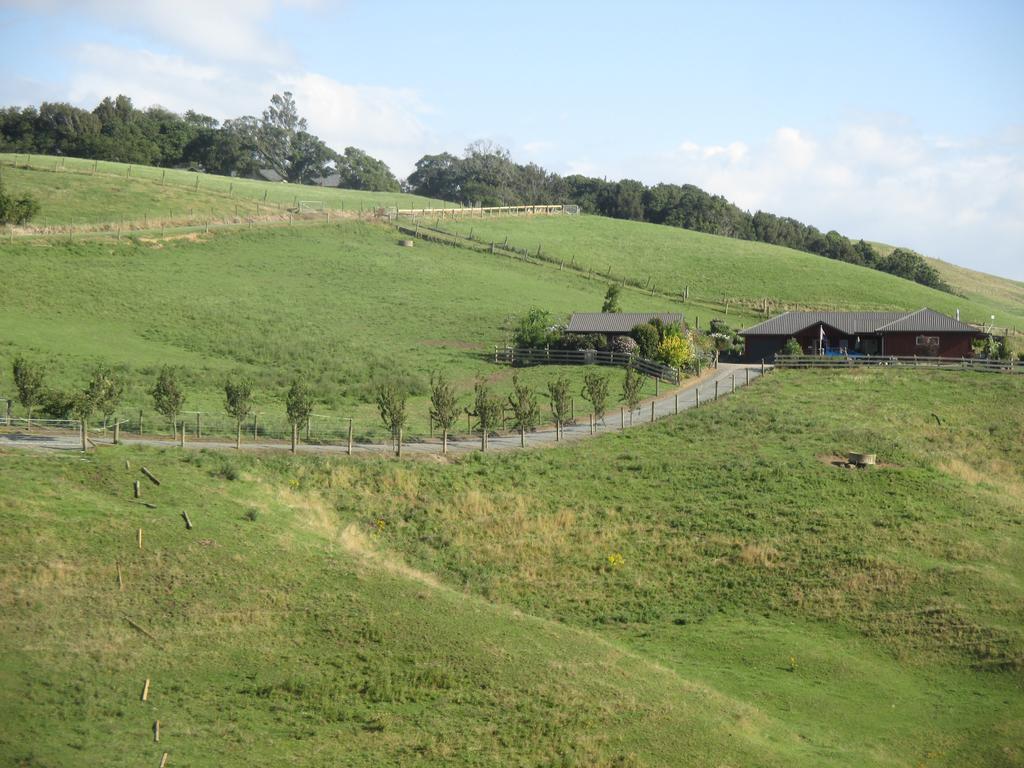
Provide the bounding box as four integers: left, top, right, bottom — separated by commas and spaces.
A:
566, 312, 683, 335
739, 307, 983, 361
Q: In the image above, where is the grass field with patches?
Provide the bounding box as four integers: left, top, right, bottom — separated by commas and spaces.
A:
0, 221, 667, 440
1, 368, 1021, 766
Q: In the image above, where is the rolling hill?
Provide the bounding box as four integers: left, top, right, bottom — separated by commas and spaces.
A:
2, 155, 1023, 767
1, 368, 1021, 766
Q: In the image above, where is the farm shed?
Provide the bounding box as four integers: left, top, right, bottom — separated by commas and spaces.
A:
566, 312, 683, 335
739, 307, 983, 361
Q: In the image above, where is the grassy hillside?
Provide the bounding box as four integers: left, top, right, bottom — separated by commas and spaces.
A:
2, 368, 1021, 766
457, 216, 1024, 329
0, 222, 667, 440
0, 153, 447, 226
872, 242, 1024, 334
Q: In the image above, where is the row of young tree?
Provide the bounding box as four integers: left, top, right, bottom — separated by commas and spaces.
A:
0, 93, 401, 190
406, 144, 951, 292
7, 357, 660, 455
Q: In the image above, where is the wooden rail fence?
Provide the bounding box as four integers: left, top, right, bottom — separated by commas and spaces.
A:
773, 354, 1022, 373
494, 347, 681, 384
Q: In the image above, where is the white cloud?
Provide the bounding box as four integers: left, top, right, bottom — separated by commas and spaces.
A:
7, 0, 316, 64
522, 140, 555, 157
63, 42, 436, 177
624, 122, 1024, 280
281, 73, 434, 174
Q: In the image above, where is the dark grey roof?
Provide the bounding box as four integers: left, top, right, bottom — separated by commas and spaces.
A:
567, 312, 683, 334
739, 308, 978, 336
874, 307, 978, 332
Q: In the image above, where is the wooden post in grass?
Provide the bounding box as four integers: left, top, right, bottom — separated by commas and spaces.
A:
695, 389, 700, 408
5, 399, 10, 426
761, 358, 765, 375
137, 528, 143, 549
746, 368, 750, 386
655, 377, 660, 396
589, 413, 594, 435
347, 418, 353, 456
291, 423, 297, 453
160, 753, 169, 768
195, 413, 201, 439
154, 720, 160, 742
253, 413, 258, 442
731, 374, 735, 394
182, 511, 193, 530
80, 419, 87, 452
113, 419, 120, 445
142, 678, 150, 701
179, 421, 185, 448
714, 381, 719, 401
620, 407, 624, 430
674, 393, 678, 414
396, 428, 403, 457
570, 398, 575, 422
134, 480, 141, 499
650, 401, 655, 422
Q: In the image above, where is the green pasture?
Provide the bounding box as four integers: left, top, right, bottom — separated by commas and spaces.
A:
1, 368, 1021, 766
457, 214, 1024, 328
0, 153, 448, 226
0, 221, 669, 441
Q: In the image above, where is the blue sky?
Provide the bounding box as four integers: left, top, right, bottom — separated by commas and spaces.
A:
1, 0, 1022, 280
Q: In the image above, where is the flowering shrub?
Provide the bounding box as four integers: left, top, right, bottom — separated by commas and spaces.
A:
656, 334, 694, 369
609, 335, 639, 355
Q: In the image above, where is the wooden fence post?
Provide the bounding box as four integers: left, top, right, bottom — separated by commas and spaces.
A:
179, 421, 185, 448
113, 419, 120, 445
347, 418, 353, 456
714, 381, 719, 401
650, 401, 655, 422
731, 374, 735, 393
80, 419, 87, 452
746, 368, 750, 385
674, 393, 678, 414
620, 407, 625, 430
695, 389, 700, 408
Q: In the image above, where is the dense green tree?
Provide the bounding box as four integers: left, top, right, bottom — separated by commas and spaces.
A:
0, 179, 41, 224
335, 146, 400, 192
512, 308, 556, 348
